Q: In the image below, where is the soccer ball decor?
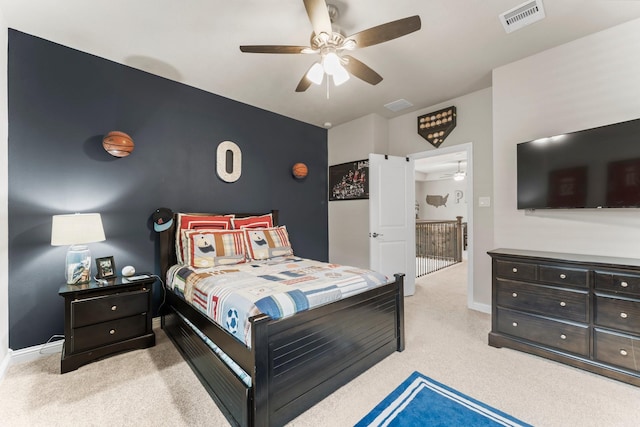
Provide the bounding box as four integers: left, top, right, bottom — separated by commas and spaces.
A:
417, 106, 457, 148
226, 308, 240, 334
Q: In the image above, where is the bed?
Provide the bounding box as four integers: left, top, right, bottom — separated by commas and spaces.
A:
159, 211, 405, 427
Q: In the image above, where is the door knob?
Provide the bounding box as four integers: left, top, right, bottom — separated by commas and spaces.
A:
371, 232, 383, 238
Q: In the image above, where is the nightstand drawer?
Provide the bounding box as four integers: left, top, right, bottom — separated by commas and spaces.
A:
538, 265, 588, 288
496, 279, 588, 322
495, 260, 536, 281
496, 308, 589, 356
73, 314, 147, 353
594, 295, 640, 334
72, 289, 149, 328
594, 329, 640, 373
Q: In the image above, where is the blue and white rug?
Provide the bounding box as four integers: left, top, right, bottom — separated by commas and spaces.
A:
355, 372, 532, 427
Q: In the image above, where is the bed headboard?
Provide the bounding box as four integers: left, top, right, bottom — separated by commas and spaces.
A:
159, 210, 279, 280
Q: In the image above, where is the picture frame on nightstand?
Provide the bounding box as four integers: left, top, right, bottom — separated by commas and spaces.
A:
96, 256, 116, 279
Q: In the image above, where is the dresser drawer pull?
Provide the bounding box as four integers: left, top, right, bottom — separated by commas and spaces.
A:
560, 274, 566, 279
560, 334, 567, 340
620, 312, 628, 319
560, 301, 566, 307
620, 281, 628, 288
512, 268, 518, 273
620, 349, 628, 357
111, 305, 117, 311
109, 329, 116, 335
512, 292, 518, 298
512, 322, 518, 327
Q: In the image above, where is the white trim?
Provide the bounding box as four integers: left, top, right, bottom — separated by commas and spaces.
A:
410, 142, 475, 310
9, 339, 63, 367
152, 316, 161, 329
0, 349, 11, 381
470, 302, 491, 314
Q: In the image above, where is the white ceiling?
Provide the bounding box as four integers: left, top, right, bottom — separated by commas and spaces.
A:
2, 0, 640, 129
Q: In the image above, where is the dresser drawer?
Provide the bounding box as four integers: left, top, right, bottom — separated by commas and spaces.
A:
496, 308, 589, 356
72, 289, 149, 328
496, 279, 588, 322
595, 271, 640, 297
594, 295, 640, 334
538, 265, 588, 288
495, 260, 536, 281
73, 314, 147, 353
594, 329, 640, 373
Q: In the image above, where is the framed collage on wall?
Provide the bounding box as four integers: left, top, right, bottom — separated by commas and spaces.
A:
329, 159, 369, 201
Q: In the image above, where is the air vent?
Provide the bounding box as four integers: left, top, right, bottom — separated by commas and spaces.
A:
384, 99, 414, 112
499, 0, 546, 33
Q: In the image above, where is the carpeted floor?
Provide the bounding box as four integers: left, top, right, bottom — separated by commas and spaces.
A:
1, 262, 640, 426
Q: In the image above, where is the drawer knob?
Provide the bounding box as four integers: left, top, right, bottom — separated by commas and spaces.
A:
560, 273, 566, 279
512, 292, 518, 298
111, 305, 117, 311
620, 312, 628, 319
560, 301, 566, 307
620, 281, 628, 288
512, 268, 518, 273
512, 322, 518, 327
109, 329, 116, 335
560, 334, 567, 340
620, 349, 628, 357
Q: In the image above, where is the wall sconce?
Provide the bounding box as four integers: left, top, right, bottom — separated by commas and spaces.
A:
292, 163, 308, 179
51, 213, 106, 284
103, 131, 135, 157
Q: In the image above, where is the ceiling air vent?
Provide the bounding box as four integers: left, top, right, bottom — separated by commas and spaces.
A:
384, 99, 414, 112
499, 0, 546, 33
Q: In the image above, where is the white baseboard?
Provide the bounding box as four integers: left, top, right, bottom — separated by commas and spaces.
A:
10, 339, 63, 367
469, 301, 491, 314
153, 316, 161, 329
0, 349, 11, 382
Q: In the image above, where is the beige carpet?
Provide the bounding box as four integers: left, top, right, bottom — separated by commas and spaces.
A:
2, 262, 640, 426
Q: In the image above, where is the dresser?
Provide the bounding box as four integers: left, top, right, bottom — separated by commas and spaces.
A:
59, 275, 156, 373
488, 248, 640, 386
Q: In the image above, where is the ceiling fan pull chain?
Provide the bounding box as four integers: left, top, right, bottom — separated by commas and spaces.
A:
326, 77, 330, 99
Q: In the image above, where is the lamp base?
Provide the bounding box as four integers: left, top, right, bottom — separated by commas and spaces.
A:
66, 245, 92, 285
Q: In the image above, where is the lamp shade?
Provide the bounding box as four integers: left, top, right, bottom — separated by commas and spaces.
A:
51, 213, 106, 246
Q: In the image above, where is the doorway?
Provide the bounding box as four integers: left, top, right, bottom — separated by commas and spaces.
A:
410, 143, 473, 309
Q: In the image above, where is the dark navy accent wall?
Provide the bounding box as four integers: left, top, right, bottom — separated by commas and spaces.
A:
8, 30, 328, 350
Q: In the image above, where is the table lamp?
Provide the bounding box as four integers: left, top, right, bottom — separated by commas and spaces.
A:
51, 213, 106, 285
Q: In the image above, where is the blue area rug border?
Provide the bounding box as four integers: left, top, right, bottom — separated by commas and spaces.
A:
355, 371, 532, 427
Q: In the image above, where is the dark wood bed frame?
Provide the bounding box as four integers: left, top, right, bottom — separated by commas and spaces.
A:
159, 211, 405, 427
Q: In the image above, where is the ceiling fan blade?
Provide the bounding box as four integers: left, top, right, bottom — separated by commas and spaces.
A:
295, 73, 313, 93
240, 45, 309, 54
347, 15, 421, 48
342, 55, 383, 85
303, 0, 333, 36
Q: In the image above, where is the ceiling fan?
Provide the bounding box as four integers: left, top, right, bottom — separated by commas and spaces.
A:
441, 161, 466, 181
239, 0, 421, 92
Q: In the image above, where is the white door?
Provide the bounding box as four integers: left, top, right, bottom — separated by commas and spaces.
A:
369, 153, 415, 296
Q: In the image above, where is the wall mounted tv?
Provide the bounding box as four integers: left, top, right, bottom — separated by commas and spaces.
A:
517, 117, 640, 209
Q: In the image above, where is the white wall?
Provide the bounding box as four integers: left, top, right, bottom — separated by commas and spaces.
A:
328, 113, 388, 268
493, 18, 640, 258
388, 88, 494, 309
1, 11, 10, 377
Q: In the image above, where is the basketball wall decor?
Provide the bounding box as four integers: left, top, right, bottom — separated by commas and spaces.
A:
292, 162, 308, 179
102, 131, 135, 157
417, 106, 456, 148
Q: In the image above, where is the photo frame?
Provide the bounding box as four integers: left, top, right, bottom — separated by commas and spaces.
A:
329, 159, 369, 201
96, 256, 116, 279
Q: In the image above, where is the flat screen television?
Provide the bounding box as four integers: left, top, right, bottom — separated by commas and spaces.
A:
517, 117, 640, 209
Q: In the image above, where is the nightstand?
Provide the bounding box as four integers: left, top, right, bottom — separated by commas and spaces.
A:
58, 275, 156, 373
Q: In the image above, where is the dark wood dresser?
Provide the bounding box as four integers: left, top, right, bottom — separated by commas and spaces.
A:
58, 275, 156, 373
488, 248, 640, 386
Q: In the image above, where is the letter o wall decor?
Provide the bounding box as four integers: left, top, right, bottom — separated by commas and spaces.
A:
216, 141, 242, 183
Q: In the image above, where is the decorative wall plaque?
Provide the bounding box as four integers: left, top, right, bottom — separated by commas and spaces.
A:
417, 106, 457, 148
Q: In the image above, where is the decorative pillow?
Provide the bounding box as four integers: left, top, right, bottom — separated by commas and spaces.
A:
231, 213, 273, 230
175, 214, 234, 263
182, 229, 247, 268
243, 226, 293, 260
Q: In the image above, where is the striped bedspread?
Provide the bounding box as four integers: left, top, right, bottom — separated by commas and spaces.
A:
166, 255, 389, 346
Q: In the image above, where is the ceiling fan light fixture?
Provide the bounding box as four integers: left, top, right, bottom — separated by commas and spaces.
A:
322, 51, 342, 75
307, 62, 325, 85
453, 171, 465, 181
332, 65, 350, 86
